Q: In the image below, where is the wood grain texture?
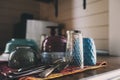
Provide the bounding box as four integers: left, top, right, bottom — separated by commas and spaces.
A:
46, 0, 109, 50
0, 0, 40, 51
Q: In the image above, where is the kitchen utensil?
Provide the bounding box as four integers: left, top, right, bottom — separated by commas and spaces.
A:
7, 68, 45, 79
13, 66, 45, 75
39, 59, 68, 78
39, 64, 59, 78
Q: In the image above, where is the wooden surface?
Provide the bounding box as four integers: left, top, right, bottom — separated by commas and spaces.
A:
51, 55, 120, 80
0, 54, 119, 80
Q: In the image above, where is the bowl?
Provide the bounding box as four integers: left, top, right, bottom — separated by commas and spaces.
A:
8, 46, 39, 69
4, 38, 39, 54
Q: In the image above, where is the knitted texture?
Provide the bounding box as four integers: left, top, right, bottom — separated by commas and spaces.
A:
83, 38, 96, 66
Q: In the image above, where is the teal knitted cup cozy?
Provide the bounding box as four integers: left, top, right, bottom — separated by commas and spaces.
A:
83, 38, 97, 66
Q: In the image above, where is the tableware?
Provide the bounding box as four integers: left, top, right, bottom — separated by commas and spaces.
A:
66, 30, 84, 68
4, 38, 39, 54
41, 26, 66, 65
7, 68, 45, 79
13, 66, 45, 75
39, 64, 59, 78
39, 59, 68, 78
8, 46, 39, 69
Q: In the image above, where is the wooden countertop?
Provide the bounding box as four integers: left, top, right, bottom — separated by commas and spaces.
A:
52, 55, 120, 80
0, 55, 120, 80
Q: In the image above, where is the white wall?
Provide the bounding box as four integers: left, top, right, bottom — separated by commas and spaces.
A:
109, 0, 120, 56
26, 20, 58, 48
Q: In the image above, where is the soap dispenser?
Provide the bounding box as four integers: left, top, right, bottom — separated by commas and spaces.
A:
41, 26, 66, 65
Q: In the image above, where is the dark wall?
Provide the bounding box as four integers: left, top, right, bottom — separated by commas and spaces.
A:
0, 0, 40, 52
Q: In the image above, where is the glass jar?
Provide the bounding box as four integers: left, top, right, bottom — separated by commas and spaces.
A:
66, 30, 84, 68
8, 46, 38, 69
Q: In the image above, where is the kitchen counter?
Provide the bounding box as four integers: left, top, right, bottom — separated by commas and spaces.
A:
52, 55, 120, 80
0, 55, 120, 80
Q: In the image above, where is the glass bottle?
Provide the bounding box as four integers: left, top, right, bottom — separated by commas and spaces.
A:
8, 46, 38, 69
41, 26, 66, 65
